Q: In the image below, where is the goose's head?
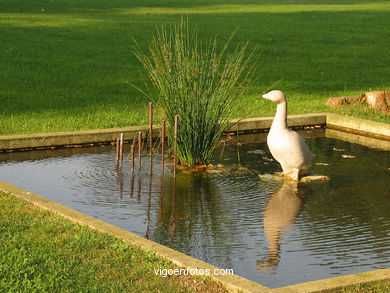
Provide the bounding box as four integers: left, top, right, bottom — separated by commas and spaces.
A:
262, 90, 286, 104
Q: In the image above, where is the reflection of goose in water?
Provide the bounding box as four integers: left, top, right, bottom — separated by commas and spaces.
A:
262, 90, 314, 180
257, 181, 309, 269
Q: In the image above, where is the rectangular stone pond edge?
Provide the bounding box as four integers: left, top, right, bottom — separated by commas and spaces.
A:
1, 113, 389, 153
1, 113, 389, 292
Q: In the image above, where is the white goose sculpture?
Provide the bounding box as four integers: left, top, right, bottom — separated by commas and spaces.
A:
262, 90, 314, 180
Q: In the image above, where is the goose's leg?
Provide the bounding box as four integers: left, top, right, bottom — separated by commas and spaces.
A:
284, 168, 300, 181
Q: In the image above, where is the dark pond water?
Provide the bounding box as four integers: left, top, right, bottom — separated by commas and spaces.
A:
0, 131, 389, 288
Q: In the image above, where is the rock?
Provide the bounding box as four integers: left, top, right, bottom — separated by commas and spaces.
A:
299, 175, 330, 183
332, 147, 345, 151
195, 164, 207, 169
258, 173, 330, 183
206, 169, 221, 174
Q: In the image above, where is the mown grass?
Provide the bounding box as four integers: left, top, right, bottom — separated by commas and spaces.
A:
330, 280, 390, 293
0, 0, 389, 136
0, 191, 227, 292
0, 190, 389, 292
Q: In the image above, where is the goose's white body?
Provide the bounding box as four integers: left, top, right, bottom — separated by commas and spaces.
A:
263, 90, 313, 179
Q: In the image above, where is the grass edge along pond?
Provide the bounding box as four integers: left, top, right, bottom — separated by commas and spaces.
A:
0, 0, 389, 136
0, 191, 227, 292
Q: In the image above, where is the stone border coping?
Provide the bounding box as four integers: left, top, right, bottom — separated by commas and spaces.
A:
326, 113, 390, 140
1, 181, 389, 293
0, 113, 327, 152
1, 113, 389, 152
273, 269, 390, 293
326, 129, 390, 150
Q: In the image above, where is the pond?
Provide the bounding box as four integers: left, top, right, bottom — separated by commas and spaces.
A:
0, 129, 389, 288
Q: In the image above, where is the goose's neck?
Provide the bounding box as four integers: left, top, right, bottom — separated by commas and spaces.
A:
271, 101, 287, 130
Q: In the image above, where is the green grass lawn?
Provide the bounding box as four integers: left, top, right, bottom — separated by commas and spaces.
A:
0, 0, 389, 135
0, 191, 227, 292
333, 281, 390, 293
1, 2, 388, 291
1, 190, 389, 292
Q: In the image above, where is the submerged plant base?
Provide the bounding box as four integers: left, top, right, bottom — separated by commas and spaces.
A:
178, 163, 253, 175
177, 163, 227, 174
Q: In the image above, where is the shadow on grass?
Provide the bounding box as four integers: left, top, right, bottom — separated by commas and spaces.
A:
0, 1, 389, 132
1, 0, 388, 13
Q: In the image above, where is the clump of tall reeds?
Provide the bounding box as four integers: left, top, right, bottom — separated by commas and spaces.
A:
134, 21, 256, 166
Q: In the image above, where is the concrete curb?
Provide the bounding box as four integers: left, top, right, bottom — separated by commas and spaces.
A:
0, 125, 156, 151
1, 113, 389, 152
273, 269, 390, 293
326, 113, 390, 140
228, 113, 327, 132
326, 128, 390, 150
0, 114, 327, 152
